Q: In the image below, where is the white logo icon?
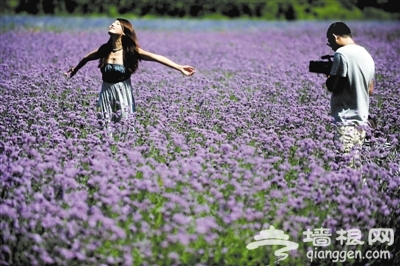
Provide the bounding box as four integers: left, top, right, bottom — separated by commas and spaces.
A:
246, 225, 299, 263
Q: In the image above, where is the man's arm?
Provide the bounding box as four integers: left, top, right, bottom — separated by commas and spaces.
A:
326, 75, 347, 93
326, 52, 347, 93
368, 80, 374, 95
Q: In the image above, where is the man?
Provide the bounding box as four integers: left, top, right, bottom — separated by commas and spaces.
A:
325, 22, 375, 164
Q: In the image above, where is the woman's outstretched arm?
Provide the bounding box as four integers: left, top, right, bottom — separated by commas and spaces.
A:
65, 49, 102, 78
138, 48, 195, 76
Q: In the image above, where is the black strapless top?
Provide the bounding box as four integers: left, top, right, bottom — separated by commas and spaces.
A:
101, 63, 131, 83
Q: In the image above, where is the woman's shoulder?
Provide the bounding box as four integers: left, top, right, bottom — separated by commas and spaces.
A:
98, 43, 111, 55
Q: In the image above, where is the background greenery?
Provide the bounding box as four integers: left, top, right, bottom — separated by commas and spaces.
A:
2, 0, 400, 20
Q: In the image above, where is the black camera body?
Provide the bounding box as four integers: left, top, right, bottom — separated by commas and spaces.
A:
309, 55, 334, 75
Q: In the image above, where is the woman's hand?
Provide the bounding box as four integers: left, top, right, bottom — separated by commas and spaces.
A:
180, 65, 195, 76
64, 67, 76, 78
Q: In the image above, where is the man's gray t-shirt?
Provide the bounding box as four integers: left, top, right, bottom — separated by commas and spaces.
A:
330, 44, 375, 125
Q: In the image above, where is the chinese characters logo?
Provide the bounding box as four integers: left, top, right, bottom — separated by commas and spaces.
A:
246, 225, 299, 263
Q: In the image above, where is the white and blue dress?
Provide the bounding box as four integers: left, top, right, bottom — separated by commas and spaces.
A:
97, 63, 136, 123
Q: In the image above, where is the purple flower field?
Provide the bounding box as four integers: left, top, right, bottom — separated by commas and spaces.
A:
1, 17, 400, 265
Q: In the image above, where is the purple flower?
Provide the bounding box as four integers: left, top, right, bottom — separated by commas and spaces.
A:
172, 213, 192, 225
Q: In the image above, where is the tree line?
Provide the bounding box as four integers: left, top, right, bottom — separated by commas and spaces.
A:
3, 0, 400, 20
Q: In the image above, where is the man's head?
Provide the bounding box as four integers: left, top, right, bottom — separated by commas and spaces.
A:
326, 22, 353, 51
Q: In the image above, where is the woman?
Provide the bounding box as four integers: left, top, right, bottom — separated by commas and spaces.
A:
65, 18, 195, 124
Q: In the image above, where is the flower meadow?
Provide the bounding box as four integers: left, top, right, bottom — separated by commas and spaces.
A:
1, 17, 400, 266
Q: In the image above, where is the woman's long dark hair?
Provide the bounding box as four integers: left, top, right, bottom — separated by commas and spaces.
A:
98, 18, 141, 74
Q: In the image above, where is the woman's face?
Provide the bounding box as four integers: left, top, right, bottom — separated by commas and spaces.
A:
108, 20, 124, 36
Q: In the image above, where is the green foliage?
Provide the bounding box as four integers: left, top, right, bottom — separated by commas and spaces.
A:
310, 0, 363, 20
2, 0, 399, 20
363, 6, 400, 20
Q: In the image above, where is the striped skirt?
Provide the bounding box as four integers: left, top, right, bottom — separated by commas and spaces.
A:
97, 78, 136, 123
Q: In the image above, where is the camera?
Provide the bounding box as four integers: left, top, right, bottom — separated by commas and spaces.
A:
309, 55, 333, 75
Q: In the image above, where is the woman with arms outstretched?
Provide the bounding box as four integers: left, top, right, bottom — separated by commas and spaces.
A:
65, 18, 195, 125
